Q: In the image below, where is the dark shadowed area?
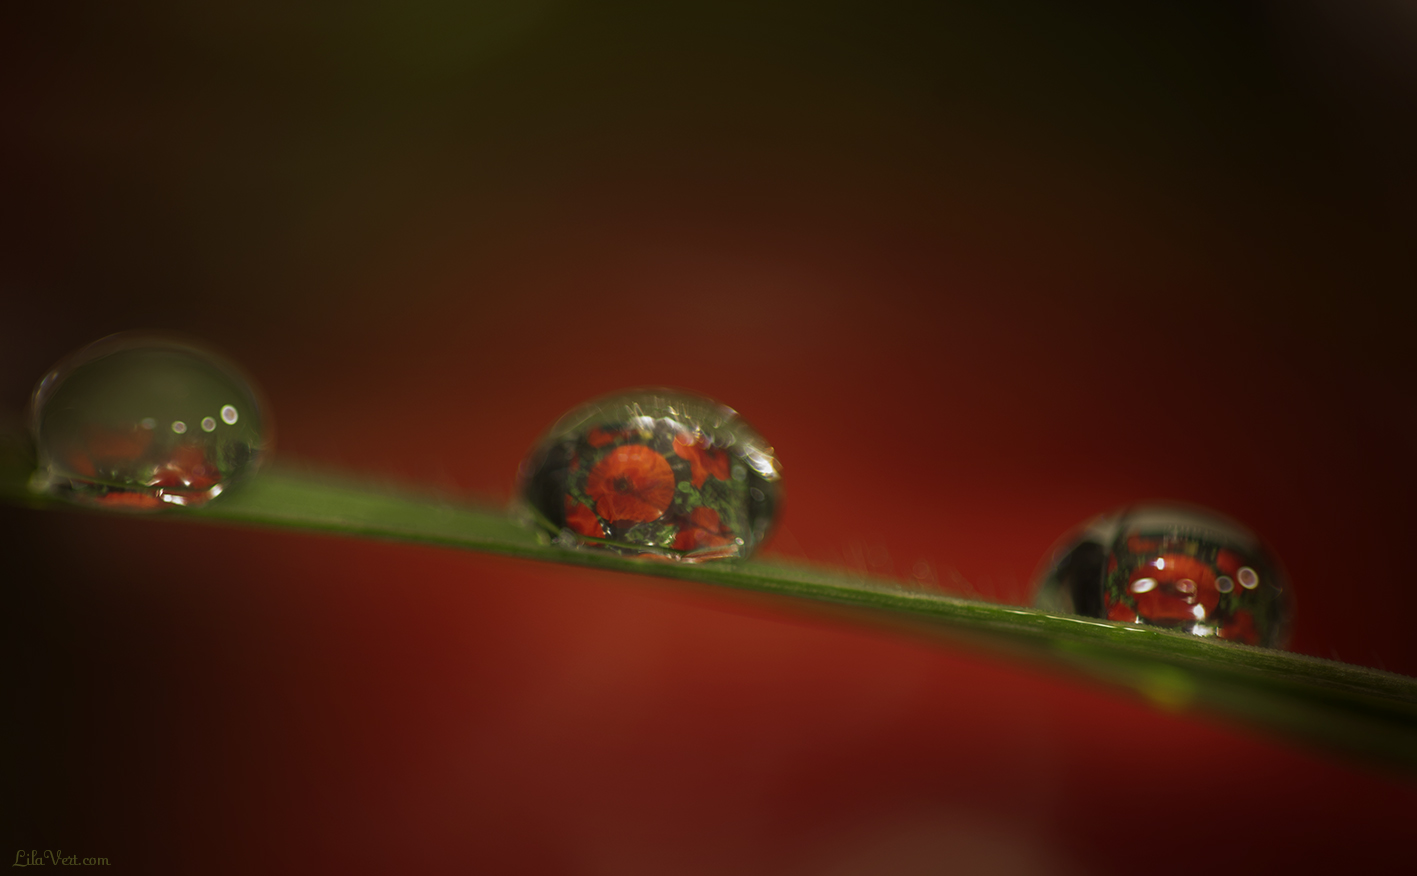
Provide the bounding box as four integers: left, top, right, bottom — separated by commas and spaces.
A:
4, 2, 1415, 873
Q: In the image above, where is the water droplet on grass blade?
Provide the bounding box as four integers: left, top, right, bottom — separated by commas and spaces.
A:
1032, 504, 1294, 648
30, 333, 272, 511
518, 389, 781, 562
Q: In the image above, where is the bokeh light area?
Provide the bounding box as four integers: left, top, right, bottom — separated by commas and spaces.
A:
4, 3, 1416, 873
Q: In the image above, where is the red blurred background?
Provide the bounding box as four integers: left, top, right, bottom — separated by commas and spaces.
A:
4, 3, 1416, 873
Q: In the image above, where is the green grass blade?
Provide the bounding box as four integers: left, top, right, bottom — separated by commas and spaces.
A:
3, 436, 1415, 772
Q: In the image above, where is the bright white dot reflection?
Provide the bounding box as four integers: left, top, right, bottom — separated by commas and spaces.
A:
1153, 557, 1166, 570
140, 418, 156, 430
1130, 577, 1157, 594
1216, 575, 1234, 593
220, 405, 239, 424
1238, 567, 1259, 589
200, 417, 217, 432
1191, 623, 1215, 637
1192, 604, 1206, 620
171, 421, 187, 434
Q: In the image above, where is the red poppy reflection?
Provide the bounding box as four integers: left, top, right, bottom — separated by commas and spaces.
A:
672, 432, 729, 489
1129, 554, 1220, 623
148, 444, 220, 492
586, 427, 627, 448
85, 426, 154, 462
94, 491, 165, 510
1215, 549, 1245, 577
563, 495, 605, 538
1105, 597, 1139, 623
585, 445, 675, 524
68, 425, 155, 478
1220, 610, 1260, 645
672, 507, 735, 552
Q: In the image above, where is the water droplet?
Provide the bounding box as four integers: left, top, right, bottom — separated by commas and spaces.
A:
221, 405, 239, 425
517, 388, 781, 562
29, 333, 272, 511
1032, 503, 1294, 649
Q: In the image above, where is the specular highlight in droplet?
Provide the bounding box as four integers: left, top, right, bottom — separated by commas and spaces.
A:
30, 333, 272, 511
1032, 504, 1294, 649
517, 389, 781, 562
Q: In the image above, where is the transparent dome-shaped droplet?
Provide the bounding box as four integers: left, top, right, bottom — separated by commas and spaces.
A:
29, 334, 272, 511
518, 389, 782, 562
1032, 504, 1294, 648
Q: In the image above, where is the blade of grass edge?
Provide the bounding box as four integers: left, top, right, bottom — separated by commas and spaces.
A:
3, 438, 1415, 773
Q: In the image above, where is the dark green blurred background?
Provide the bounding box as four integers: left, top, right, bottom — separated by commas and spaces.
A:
4, 3, 1416, 873
4, 1, 1413, 358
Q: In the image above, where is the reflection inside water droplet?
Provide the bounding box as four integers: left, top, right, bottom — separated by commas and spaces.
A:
1031, 504, 1294, 649
29, 333, 272, 511
517, 388, 781, 563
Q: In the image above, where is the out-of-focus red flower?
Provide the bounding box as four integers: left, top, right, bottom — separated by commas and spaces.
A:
148, 444, 220, 492
585, 444, 675, 523
1105, 596, 1138, 623
563, 495, 605, 538
672, 506, 735, 552
1220, 610, 1259, 645
672, 432, 729, 488
1131, 554, 1220, 622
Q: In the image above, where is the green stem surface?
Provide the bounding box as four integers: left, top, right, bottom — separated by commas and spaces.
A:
4, 439, 1415, 773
